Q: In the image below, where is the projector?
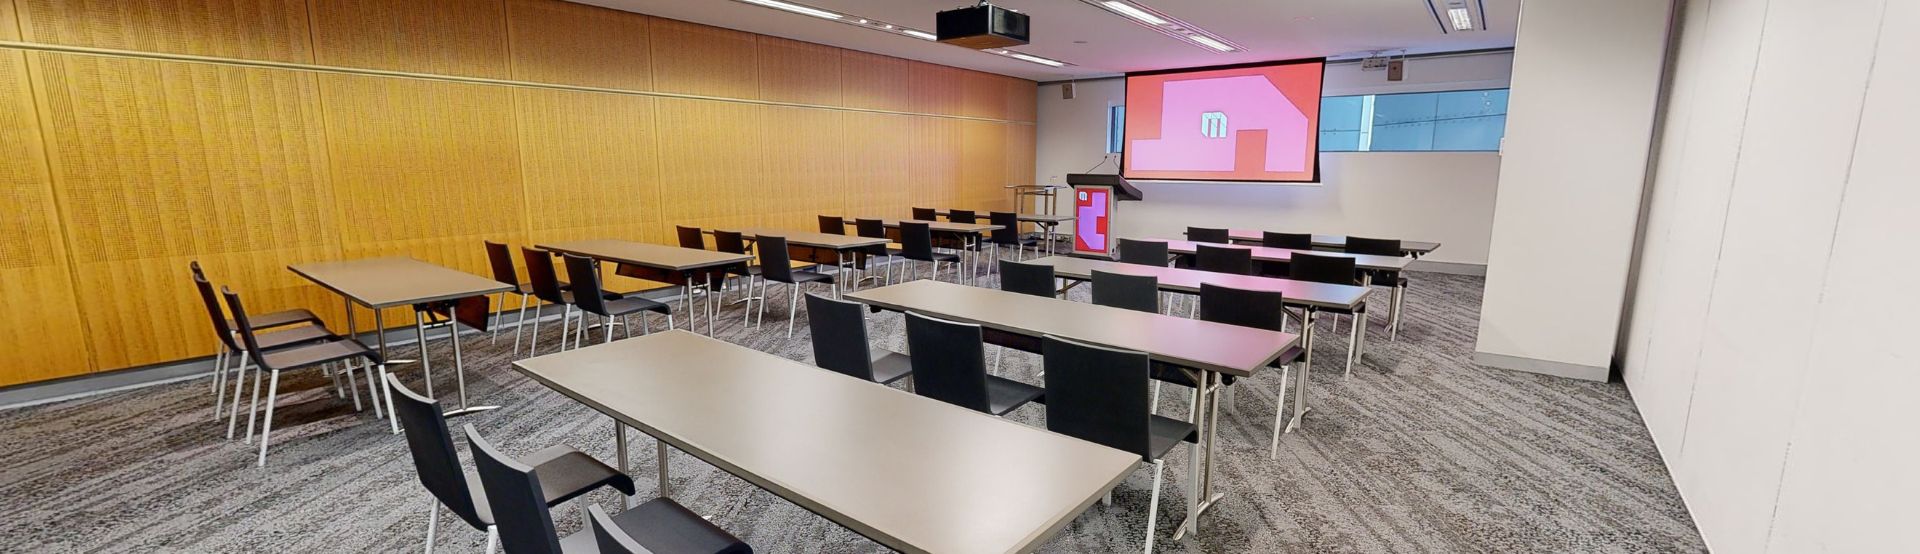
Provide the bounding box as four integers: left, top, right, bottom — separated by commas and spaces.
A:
936, 3, 1029, 49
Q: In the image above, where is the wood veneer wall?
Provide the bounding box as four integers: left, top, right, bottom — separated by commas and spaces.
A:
0, 0, 1037, 386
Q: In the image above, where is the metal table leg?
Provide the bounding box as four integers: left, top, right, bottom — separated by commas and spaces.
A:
1173, 369, 1226, 540
1285, 307, 1318, 434
376, 308, 400, 435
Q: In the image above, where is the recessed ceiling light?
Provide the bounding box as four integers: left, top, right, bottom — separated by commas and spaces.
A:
1189, 35, 1234, 52
739, 0, 842, 20
1101, 1, 1166, 25
903, 29, 937, 40
1080, 0, 1241, 53
1447, 7, 1474, 31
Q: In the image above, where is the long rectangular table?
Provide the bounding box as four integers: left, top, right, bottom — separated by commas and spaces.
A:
932, 210, 1077, 255
1159, 238, 1414, 339
1207, 229, 1443, 257
844, 280, 1298, 540
513, 330, 1140, 554
536, 239, 752, 337
843, 218, 1003, 285
1023, 255, 1370, 433
288, 256, 513, 430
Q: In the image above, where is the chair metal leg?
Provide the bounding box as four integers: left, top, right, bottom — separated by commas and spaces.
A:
244, 361, 265, 443
363, 359, 384, 420
528, 303, 544, 355
483, 526, 498, 554
1150, 380, 1162, 416
786, 282, 801, 338
1270, 365, 1292, 459
344, 361, 362, 412
415, 314, 436, 399
512, 294, 530, 355
451, 318, 469, 410
255, 369, 282, 467
1144, 460, 1165, 554
1344, 314, 1360, 378
558, 305, 573, 353
423, 496, 440, 554
211, 346, 230, 421
225, 351, 251, 440
489, 292, 504, 345
756, 277, 770, 329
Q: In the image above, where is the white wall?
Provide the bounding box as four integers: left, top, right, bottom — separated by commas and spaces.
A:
1470, 0, 1675, 380
1033, 52, 1514, 268
1623, 0, 1919, 551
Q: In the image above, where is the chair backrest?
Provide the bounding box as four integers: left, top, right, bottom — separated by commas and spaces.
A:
1042, 336, 1153, 460
1345, 236, 1402, 256
1261, 232, 1312, 250
854, 218, 887, 239
998, 260, 1055, 298
711, 230, 748, 255
192, 274, 241, 352
676, 225, 706, 250
898, 221, 936, 262
562, 254, 611, 316
1116, 238, 1169, 266
903, 312, 990, 413
1289, 253, 1359, 286
1187, 227, 1230, 244
817, 215, 845, 235
805, 294, 875, 381
911, 207, 937, 221
1198, 283, 1286, 332
1195, 244, 1253, 275
389, 375, 485, 529
521, 247, 567, 305
587, 504, 648, 554
947, 209, 976, 224
466, 425, 564, 554
756, 235, 795, 282
1090, 270, 1158, 313
484, 241, 519, 287
189, 260, 208, 280
220, 287, 270, 365
988, 212, 1020, 244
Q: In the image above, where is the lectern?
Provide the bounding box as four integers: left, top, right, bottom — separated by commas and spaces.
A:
1064, 174, 1143, 257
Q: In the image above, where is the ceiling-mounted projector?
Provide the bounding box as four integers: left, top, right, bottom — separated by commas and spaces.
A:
936, 2, 1029, 49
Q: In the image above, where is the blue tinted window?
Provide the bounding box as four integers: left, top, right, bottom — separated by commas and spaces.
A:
1107, 105, 1124, 153
1319, 88, 1507, 152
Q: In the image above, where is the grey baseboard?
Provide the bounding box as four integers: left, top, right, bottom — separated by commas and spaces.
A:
1409, 260, 1486, 276
1472, 351, 1610, 382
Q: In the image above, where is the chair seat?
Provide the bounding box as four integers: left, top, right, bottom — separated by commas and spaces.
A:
229, 308, 321, 332
870, 350, 913, 385
255, 325, 337, 351
259, 338, 379, 371
773, 270, 833, 285
599, 296, 673, 317
985, 376, 1045, 416
461, 445, 639, 528
558, 496, 751, 554
1146, 414, 1200, 461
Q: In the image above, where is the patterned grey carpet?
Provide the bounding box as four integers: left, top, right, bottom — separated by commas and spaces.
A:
0, 267, 1705, 553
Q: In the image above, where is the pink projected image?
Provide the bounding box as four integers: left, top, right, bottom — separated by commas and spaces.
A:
1122, 60, 1324, 182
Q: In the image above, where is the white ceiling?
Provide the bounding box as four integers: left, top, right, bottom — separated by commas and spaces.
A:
570, 0, 1520, 81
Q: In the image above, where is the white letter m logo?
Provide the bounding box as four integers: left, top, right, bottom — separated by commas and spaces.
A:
1200, 111, 1228, 138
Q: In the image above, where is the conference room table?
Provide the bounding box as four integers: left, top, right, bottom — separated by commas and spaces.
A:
842, 218, 1003, 285
1159, 238, 1415, 338
932, 210, 1077, 256
536, 239, 752, 337
706, 227, 887, 294
844, 279, 1299, 540
513, 330, 1140, 554
288, 256, 513, 432
1208, 229, 1443, 258
1025, 255, 1370, 433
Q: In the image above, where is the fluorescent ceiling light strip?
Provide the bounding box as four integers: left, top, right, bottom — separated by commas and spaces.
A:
1101, 1, 1167, 25
1006, 52, 1067, 67
1447, 7, 1473, 31
903, 29, 937, 40
1187, 35, 1234, 52
739, 0, 843, 20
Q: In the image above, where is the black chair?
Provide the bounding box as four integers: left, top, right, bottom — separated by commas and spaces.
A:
521, 247, 577, 355
1115, 238, 1169, 267
1292, 253, 1368, 376
590, 503, 751, 554
1344, 236, 1410, 340
1041, 336, 1194, 553
947, 209, 976, 224
712, 230, 765, 325
854, 218, 904, 286
466, 425, 750, 554
897, 221, 959, 283
1256, 232, 1312, 276
805, 294, 911, 385
1186, 227, 1230, 244
1194, 245, 1253, 276
817, 215, 846, 235
194, 274, 341, 433
484, 241, 538, 354
563, 254, 672, 346
998, 260, 1055, 298
390, 376, 635, 553
1091, 270, 1159, 314
903, 312, 1044, 415
190, 262, 322, 411
911, 207, 937, 221
753, 236, 834, 337
224, 287, 384, 467
1198, 283, 1305, 458
676, 225, 706, 250
987, 212, 1038, 266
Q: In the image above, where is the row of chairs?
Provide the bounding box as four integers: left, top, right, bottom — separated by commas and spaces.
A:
1186, 226, 1412, 341
481, 241, 675, 358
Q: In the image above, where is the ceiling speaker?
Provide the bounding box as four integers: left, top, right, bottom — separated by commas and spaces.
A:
1062, 82, 1076, 100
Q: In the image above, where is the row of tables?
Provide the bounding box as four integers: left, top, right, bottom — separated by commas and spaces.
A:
273, 219, 1430, 553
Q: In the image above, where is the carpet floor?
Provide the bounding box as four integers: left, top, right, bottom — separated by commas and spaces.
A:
0, 266, 1705, 553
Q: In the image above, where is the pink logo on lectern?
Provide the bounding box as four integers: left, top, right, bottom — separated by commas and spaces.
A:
1130, 75, 1310, 173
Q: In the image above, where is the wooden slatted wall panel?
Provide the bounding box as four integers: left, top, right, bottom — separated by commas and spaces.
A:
515, 87, 671, 292
1006, 76, 1037, 123
760, 106, 849, 231
649, 18, 759, 100
840, 50, 917, 114
843, 111, 913, 220
504, 0, 652, 91
32, 53, 339, 369
317, 73, 522, 322
959, 120, 1009, 212
13, 0, 313, 63
310, 0, 510, 79
0, 50, 91, 385
756, 36, 842, 107
908, 116, 960, 211
908, 62, 962, 118
2, 0, 23, 41
655, 98, 766, 236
